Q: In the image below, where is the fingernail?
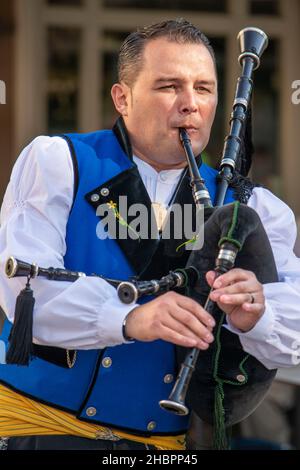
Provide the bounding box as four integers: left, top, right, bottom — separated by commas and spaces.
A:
205, 333, 214, 342
208, 318, 216, 327
214, 280, 221, 288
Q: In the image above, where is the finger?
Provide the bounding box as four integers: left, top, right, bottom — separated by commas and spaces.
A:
161, 314, 213, 347
206, 271, 216, 287
210, 280, 259, 299
242, 301, 265, 313
212, 269, 254, 289
175, 295, 216, 328
169, 307, 214, 343
213, 293, 263, 306
160, 324, 211, 350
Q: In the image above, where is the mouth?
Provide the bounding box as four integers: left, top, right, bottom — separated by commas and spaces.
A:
184, 127, 198, 133
175, 126, 199, 137
177, 124, 198, 130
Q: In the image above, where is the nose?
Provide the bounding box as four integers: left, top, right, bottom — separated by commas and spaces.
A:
178, 88, 198, 115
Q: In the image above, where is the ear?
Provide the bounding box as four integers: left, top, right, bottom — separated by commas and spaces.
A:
111, 83, 130, 116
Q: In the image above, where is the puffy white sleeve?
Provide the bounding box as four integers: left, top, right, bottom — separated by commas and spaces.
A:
226, 187, 300, 369
0, 136, 136, 350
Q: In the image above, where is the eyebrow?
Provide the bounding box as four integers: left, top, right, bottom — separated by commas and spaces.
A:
154, 77, 216, 87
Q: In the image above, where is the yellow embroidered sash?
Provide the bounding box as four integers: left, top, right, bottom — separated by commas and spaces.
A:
0, 385, 185, 450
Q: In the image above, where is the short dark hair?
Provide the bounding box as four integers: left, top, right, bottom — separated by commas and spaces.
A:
118, 18, 216, 87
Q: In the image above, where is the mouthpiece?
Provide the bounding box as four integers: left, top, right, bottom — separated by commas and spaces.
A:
179, 128, 191, 146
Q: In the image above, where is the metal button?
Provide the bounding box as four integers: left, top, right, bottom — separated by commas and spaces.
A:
100, 187, 109, 197
164, 374, 174, 384
236, 374, 246, 383
102, 357, 112, 368
86, 406, 97, 417
91, 193, 100, 202
147, 421, 157, 431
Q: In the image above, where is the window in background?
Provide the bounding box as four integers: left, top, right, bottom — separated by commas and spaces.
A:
47, 0, 82, 5
251, 39, 280, 195
102, 0, 227, 12
47, 27, 81, 134
204, 37, 225, 167
249, 0, 279, 15
101, 31, 129, 129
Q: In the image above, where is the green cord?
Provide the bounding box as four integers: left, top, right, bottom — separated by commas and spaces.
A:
218, 236, 242, 251
212, 311, 250, 449
176, 235, 197, 253
227, 201, 240, 239
218, 201, 242, 250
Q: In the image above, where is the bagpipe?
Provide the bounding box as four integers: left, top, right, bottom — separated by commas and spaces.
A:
4, 27, 277, 448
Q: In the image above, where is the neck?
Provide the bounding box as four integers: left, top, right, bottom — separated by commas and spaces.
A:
133, 150, 187, 173
113, 118, 188, 171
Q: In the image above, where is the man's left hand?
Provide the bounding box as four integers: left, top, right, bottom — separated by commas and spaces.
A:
206, 268, 265, 332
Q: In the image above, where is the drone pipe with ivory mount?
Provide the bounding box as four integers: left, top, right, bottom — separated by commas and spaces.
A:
159, 28, 276, 428
215, 27, 268, 206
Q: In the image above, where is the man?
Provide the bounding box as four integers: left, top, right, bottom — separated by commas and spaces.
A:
0, 19, 300, 450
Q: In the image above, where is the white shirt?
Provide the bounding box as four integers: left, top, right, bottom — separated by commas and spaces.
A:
1, 135, 300, 370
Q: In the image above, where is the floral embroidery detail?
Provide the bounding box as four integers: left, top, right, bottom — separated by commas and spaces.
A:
107, 200, 140, 241
176, 235, 198, 253
107, 201, 117, 210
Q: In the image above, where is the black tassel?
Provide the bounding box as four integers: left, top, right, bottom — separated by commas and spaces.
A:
6, 276, 35, 366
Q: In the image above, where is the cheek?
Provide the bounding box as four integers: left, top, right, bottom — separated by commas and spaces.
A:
150, 94, 175, 117
132, 96, 165, 122
130, 94, 177, 135
129, 105, 147, 130
202, 99, 217, 126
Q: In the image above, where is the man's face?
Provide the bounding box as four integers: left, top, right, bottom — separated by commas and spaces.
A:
112, 37, 218, 170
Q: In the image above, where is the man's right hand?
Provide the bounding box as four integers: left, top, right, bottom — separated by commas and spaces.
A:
124, 291, 215, 349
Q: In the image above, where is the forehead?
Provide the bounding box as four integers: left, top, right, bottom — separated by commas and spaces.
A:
140, 37, 216, 81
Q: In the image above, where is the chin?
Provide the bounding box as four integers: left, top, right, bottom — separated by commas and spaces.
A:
193, 146, 203, 157
192, 138, 204, 155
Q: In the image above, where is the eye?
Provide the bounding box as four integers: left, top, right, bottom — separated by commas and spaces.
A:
159, 84, 176, 90
196, 86, 211, 93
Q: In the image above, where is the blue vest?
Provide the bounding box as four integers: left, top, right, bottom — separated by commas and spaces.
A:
0, 130, 235, 435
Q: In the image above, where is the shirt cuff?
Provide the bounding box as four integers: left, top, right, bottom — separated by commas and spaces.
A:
97, 296, 138, 346
224, 299, 275, 343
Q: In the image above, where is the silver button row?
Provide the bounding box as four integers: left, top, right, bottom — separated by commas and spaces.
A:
85, 406, 159, 433
100, 359, 174, 386
90, 187, 110, 203
85, 368, 174, 425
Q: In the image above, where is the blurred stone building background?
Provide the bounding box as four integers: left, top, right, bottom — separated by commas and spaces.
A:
0, 0, 300, 450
